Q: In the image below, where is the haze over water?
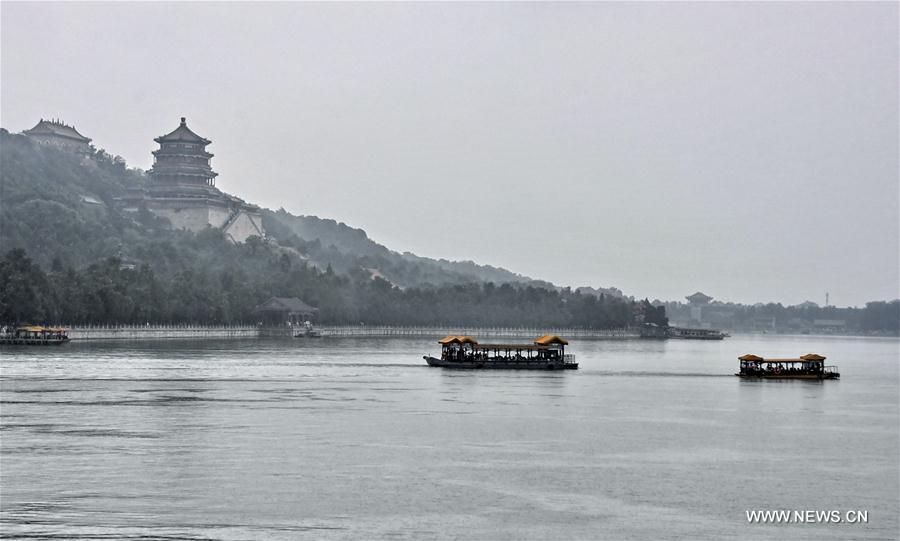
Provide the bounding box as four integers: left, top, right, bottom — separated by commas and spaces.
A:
1, 335, 898, 540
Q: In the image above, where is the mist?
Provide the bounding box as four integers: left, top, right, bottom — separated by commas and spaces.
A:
1, 1, 897, 306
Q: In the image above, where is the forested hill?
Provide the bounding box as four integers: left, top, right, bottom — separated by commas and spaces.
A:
0, 128, 549, 289
0, 128, 643, 327
262, 209, 552, 288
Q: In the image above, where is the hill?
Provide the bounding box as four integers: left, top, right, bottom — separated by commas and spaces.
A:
263, 209, 553, 288
0, 129, 638, 327
0, 128, 552, 289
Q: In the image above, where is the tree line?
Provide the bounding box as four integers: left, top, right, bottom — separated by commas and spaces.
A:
0, 243, 640, 328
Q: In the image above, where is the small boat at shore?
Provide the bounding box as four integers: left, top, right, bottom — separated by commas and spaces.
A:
668, 327, 727, 340
736, 353, 839, 379
424, 335, 578, 370
0, 325, 70, 346
294, 321, 322, 338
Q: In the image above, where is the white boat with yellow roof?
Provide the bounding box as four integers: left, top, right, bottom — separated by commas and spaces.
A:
424, 335, 577, 370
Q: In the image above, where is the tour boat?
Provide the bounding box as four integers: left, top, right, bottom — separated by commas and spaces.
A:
667, 327, 726, 340
736, 353, 839, 379
424, 335, 578, 370
0, 325, 70, 346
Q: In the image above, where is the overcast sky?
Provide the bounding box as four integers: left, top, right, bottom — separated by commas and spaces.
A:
2, 2, 897, 307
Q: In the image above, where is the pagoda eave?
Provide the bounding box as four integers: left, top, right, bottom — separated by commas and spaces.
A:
149, 171, 218, 178
152, 150, 213, 158
154, 136, 211, 145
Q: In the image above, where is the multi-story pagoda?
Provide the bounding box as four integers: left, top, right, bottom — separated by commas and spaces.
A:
23, 118, 92, 153
149, 117, 218, 190
121, 117, 264, 243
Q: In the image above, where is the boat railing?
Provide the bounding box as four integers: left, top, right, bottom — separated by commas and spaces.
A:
824, 365, 839, 374
563, 354, 577, 365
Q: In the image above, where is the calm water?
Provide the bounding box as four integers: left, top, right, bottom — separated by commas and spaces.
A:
1, 335, 897, 540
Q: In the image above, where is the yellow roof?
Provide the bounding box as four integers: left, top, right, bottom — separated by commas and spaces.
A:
18, 325, 49, 332
534, 335, 568, 346
740, 353, 826, 363
438, 335, 478, 345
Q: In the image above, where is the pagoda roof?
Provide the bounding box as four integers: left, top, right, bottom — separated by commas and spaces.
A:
686, 291, 713, 304
154, 117, 211, 144
24, 119, 91, 143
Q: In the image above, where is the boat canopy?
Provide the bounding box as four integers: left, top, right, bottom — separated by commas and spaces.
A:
534, 335, 569, 346
474, 343, 550, 351
437, 336, 570, 351
739, 353, 827, 364
438, 335, 478, 345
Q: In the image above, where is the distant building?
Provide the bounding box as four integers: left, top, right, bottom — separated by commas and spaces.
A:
685, 292, 714, 326
120, 117, 264, 243
685, 292, 714, 305
23, 118, 92, 153
254, 297, 318, 326
813, 319, 846, 332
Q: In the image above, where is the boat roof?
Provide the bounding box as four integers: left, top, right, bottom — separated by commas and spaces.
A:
534, 335, 569, 346
472, 343, 559, 351
16, 325, 67, 332
438, 335, 478, 345
739, 353, 826, 363
439, 335, 569, 348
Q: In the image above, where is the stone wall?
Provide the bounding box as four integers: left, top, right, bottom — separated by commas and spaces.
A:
143, 197, 263, 242
223, 210, 265, 242
148, 199, 229, 232
68, 324, 259, 341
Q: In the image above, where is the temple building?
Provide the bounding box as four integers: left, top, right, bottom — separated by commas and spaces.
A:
23, 119, 92, 153
122, 117, 264, 243
686, 291, 714, 326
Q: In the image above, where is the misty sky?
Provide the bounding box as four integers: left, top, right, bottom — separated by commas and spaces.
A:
2, 2, 897, 307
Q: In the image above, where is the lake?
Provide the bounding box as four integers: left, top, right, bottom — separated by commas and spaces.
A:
1, 334, 898, 540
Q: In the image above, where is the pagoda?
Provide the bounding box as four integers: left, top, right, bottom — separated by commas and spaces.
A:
23, 118, 92, 153
149, 117, 218, 190
121, 117, 264, 243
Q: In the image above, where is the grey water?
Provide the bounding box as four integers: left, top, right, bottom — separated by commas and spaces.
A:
1, 334, 897, 540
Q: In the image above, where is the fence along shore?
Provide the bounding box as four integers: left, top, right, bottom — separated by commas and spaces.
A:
50, 324, 638, 341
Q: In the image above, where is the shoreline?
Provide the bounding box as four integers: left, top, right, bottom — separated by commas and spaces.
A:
54, 325, 638, 342
8, 325, 893, 343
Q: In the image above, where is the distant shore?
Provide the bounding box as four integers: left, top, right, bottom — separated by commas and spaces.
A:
27, 324, 897, 342
57, 324, 637, 341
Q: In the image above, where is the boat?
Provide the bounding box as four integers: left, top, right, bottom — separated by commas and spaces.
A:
424, 335, 578, 370
294, 321, 322, 338
667, 326, 726, 340
736, 353, 839, 379
0, 325, 70, 346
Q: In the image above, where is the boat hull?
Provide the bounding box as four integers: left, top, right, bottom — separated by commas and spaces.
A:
0, 338, 69, 346
424, 356, 577, 370
735, 373, 839, 380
